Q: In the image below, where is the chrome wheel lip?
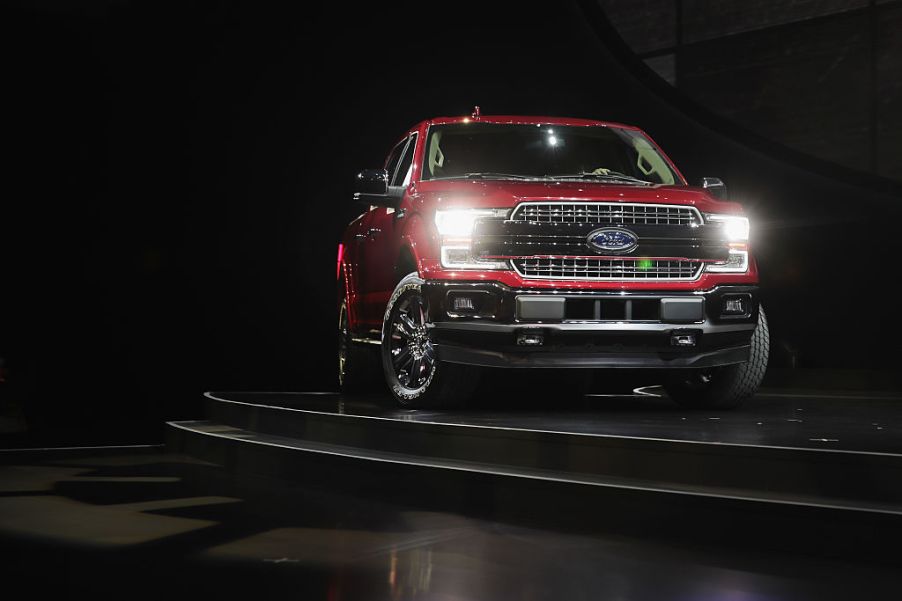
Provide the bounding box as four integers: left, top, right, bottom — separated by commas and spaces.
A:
389, 293, 435, 392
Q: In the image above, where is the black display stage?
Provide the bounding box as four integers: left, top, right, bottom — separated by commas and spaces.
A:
167, 388, 902, 560
191, 388, 902, 454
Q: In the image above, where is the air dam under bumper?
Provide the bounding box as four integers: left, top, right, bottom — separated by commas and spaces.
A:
423, 282, 759, 369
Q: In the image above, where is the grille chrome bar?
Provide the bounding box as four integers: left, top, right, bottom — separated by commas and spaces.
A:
513, 257, 703, 281
511, 202, 702, 226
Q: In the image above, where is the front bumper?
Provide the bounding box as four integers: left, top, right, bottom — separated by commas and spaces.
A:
423, 281, 759, 369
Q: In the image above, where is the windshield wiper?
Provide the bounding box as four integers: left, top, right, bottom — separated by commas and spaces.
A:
467, 171, 536, 179
460, 172, 537, 180
546, 172, 654, 185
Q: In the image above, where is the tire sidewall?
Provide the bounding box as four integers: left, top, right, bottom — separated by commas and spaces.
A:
666, 305, 770, 409
381, 273, 438, 404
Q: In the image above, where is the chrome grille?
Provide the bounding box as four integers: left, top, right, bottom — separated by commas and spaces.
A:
511, 202, 701, 226
513, 257, 703, 281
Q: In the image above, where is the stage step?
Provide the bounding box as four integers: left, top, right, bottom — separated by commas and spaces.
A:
168, 419, 902, 516
167, 392, 902, 559
168, 390, 902, 517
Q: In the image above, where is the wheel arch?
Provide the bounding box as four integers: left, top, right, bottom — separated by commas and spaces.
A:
395, 242, 420, 285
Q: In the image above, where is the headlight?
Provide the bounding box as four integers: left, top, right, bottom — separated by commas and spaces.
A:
706, 214, 749, 242
435, 209, 509, 236
435, 208, 510, 270
704, 214, 750, 273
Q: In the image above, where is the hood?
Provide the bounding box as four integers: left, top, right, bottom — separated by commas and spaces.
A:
414, 179, 744, 214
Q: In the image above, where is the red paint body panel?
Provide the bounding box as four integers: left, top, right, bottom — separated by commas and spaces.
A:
339, 115, 757, 334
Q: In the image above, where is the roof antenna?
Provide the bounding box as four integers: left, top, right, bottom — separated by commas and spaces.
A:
471, 105, 481, 119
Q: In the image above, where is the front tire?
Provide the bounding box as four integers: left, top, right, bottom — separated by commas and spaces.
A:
382, 273, 480, 408
664, 306, 770, 410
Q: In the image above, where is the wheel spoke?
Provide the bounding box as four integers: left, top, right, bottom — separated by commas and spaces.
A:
392, 346, 412, 370
409, 296, 426, 326
393, 320, 412, 341
398, 313, 418, 335
410, 357, 423, 385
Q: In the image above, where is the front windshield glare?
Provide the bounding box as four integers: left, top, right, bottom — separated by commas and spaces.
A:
422, 123, 678, 185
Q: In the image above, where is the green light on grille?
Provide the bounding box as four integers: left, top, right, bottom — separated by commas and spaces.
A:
637, 259, 654, 271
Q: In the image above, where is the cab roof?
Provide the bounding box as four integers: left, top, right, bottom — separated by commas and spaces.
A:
424, 115, 639, 130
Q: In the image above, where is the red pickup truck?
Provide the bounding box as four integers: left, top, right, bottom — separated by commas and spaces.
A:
338, 111, 768, 408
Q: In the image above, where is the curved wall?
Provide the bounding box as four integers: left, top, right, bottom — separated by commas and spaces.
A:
597, 0, 902, 184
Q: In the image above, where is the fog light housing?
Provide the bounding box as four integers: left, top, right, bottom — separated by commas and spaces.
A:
446, 290, 496, 318
517, 330, 545, 346
721, 294, 752, 317
453, 296, 475, 312
670, 332, 697, 347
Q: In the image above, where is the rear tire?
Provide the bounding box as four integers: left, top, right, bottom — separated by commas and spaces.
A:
664, 306, 770, 410
382, 273, 480, 408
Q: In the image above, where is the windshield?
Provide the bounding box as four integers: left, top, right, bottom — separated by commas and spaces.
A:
422, 123, 679, 185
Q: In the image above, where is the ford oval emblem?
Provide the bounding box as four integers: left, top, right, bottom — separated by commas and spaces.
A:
587, 227, 639, 254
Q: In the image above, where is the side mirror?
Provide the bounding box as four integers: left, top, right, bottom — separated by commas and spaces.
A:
353, 168, 400, 208
700, 177, 728, 200
355, 169, 388, 195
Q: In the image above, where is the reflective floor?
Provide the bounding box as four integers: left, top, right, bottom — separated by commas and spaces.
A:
1, 450, 900, 600
211, 387, 902, 454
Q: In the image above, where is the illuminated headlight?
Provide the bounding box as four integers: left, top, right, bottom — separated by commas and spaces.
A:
704, 213, 750, 273
706, 249, 749, 273
705, 214, 749, 242
435, 209, 509, 236
435, 208, 510, 270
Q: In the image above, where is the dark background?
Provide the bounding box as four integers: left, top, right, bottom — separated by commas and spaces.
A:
3, 0, 901, 444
